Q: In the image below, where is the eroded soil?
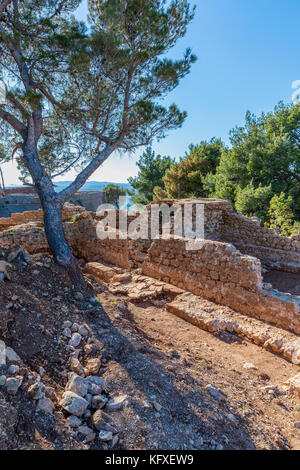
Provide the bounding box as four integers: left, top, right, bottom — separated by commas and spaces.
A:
0, 255, 299, 450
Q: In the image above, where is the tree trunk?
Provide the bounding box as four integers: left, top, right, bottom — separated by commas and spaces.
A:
42, 197, 87, 292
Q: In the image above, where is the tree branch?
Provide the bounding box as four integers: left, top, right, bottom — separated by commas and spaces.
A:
0, 107, 26, 135
0, 0, 12, 16
57, 141, 121, 204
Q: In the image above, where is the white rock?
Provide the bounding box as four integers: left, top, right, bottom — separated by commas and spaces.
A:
6, 376, 23, 395
78, 325, 89, 337
0, 375, 6, 386
69, 358, 85, 376
243, 363, 258, 371
87, 376, 107, 395
206, 384, 223, 401
71, 323, 80, 332
66, 415, 82, 428
78, 425, 96, 443
8, 365, 19, 375
106, 395, 127, 411
37, 397, 54, 414
92, 394, 108, 409
27, 382, 44, 400
6, 347, 21, 363
69, 333, 82, 348
99, 430, 113, 441
289, 374, 300, 394
62, 328, 72, 338
66, 373, 88, 397
59, 391, 88, 417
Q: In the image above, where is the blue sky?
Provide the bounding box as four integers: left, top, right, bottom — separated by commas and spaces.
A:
4, 0, 300, 185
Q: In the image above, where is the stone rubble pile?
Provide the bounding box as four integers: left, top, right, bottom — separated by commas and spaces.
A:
57, 320, 127, 446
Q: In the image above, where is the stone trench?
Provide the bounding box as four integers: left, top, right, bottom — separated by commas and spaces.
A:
0, 198, 299, 365
0, 198, 300, 448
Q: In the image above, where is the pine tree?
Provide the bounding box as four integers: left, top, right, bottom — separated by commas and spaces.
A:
268, 193, 294, 236
0, 0, 196, 289
128, 147, 174, 205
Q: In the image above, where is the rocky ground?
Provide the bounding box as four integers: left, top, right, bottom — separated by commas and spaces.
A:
0, 247, 299, 450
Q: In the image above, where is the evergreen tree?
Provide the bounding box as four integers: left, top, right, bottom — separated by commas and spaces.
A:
0, 0, 196, 289
128, 147, 174, 205
268, 192, 294, 236
235, 183, 273, 223
210, 103, 300, 211
163, 138, 224, 198
103, 183, 132, 208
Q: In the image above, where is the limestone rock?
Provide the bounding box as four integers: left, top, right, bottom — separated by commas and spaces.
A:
66, 373, 88, 397
87, 376, 107, 395
106, 395, 127, 411
59, 391, 88, 417
69, 333, 82, 348
78, 425, 96, 443
85, 358, 101, 376
78, 325, 89, 337
92, 394, 108, 409
71, 323, 80, 332
37, 397, 54, 414
206, 384, 223, 401
62, 328, 72, 338
66, 415, 82, 428
243, 363, 258, 371
288, 374, 300, 394
92, 410, 118, 433
27, 382, 44, 400
6, 376, 22, 395
98, 430, 113, 442
6, 347, 21, 364
69, 358, 85, 376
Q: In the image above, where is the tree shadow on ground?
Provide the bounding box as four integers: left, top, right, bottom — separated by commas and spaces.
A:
85, 303, 258, 450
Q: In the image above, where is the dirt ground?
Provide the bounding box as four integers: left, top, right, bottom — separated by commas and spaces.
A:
263, 269, 300, 296
0, 254, 300, 450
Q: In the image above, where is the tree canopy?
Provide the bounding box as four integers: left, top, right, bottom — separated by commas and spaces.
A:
208, 103, 300, 212
128, 146, 174, 204
0, 0, 196, 287
163, 138, 224, 198
103, 183, 132, 208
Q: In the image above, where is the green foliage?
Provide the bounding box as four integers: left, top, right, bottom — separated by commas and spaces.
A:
103, 184, 133, 208
211, 103, 300, 212
153, 185, 168, 200
128, 147, 174, 204
163, 138, 224, 198
268, 192, 294, 236
235, 183, 273, 222
0, 0, 196, 184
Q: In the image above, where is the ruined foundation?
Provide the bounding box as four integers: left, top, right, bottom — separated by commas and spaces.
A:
0, 198, 299, 341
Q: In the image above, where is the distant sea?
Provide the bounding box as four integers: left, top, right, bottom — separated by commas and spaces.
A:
7, 181, 132, 192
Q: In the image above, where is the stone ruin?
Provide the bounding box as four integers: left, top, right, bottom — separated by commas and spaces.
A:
0, 187, 106, 217
0, 198, 299, 364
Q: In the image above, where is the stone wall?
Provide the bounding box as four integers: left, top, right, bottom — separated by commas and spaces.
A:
150, 199, 300, 273
0, 191, 106, 217
0, 201, 299, 335
142, 238, 300, 334
65, 213, 151, 269
220, 211, 300, 273
0, 203, 85, 232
